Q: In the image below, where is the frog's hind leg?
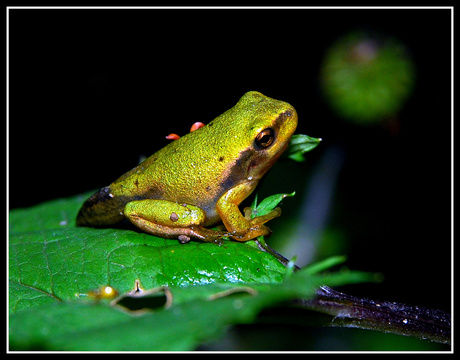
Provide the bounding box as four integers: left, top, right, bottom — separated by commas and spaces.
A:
124, 199, 229, 244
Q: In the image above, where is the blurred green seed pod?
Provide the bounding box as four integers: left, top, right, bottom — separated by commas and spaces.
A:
320, 31, 416, 125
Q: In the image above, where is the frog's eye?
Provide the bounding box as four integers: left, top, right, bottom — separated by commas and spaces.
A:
255, 128, 275, 150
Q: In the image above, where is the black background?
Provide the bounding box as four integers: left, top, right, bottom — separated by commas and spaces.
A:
8, 6, 452, 333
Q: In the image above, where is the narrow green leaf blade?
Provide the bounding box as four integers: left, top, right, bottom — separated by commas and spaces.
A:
252, 192, 295, 218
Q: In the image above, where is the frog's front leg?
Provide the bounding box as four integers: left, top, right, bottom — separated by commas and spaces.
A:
124, 200, 229, 244
216, 182, 282, 242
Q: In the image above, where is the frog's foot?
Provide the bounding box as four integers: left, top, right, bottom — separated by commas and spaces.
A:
243, 207, 282, 223
184, 226, 230, 244
230, 207, 282, 242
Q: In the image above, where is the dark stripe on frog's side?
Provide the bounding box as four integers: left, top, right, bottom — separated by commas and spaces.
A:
217, 148, 256, 195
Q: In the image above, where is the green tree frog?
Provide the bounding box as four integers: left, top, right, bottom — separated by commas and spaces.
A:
77, 91, 298, 243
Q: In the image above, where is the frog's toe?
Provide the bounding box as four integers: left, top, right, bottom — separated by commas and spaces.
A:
178, 235, 191, 244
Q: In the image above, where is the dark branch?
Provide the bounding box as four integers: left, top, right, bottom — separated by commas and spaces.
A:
257, 240, 451, 345
298, 286, 451, 345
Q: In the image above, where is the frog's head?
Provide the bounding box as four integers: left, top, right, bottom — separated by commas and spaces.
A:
232, 91, 299, 182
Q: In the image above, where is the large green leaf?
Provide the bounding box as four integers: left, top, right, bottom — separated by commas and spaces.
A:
9, 264, 373, 351
8, 193, 375, 350
9, 196, 288, 313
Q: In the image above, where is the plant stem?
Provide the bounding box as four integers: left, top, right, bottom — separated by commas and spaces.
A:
298, 286, 451, 345
257, 240, 451, 345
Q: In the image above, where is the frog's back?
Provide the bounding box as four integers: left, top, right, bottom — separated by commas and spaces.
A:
76, 133, 221, 227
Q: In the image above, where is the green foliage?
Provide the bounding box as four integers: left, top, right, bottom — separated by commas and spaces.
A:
9, 192, 375, 351
250, 192, 296, 217
286, 134, 322, 162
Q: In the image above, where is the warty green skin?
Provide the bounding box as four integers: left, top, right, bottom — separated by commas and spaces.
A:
76, 91, 298, 242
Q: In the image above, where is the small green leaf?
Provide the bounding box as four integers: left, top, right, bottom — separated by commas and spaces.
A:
303, 255, 348, 275
286, 134, 322, 162
251, 192, 296, 218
